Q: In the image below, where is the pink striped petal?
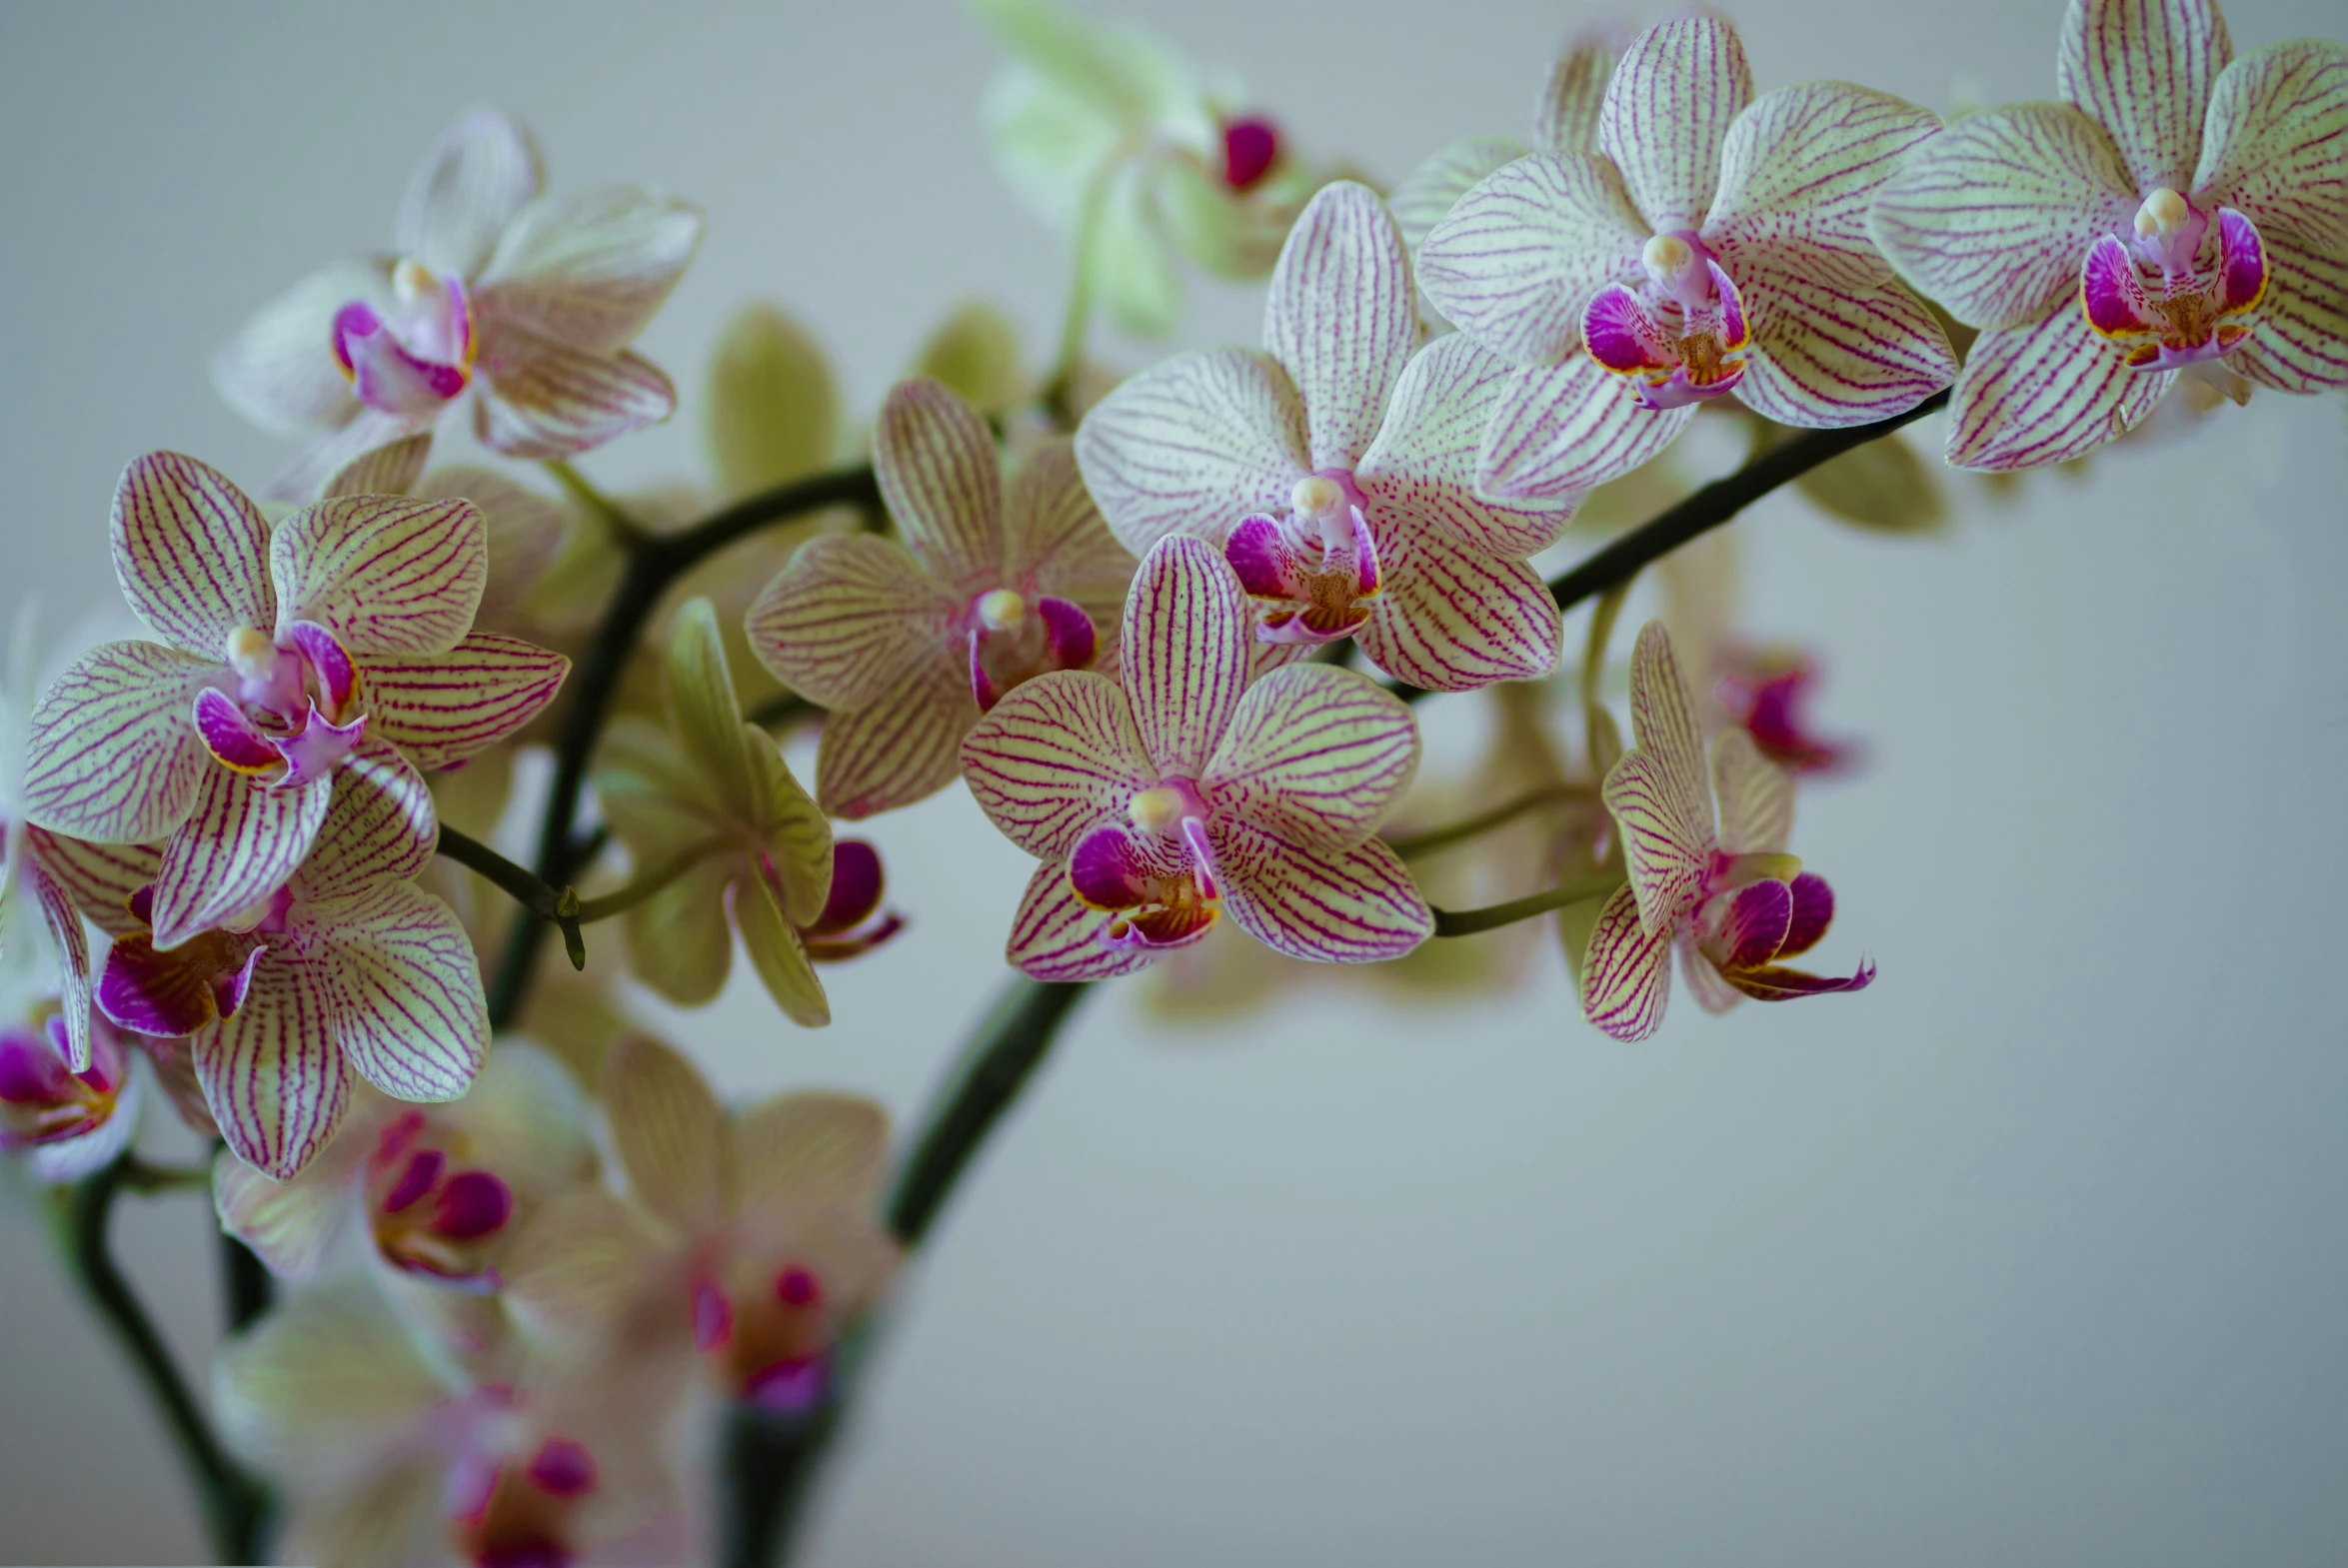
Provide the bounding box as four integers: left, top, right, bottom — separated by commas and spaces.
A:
1711, 877, 1795, 970
210, 262, 381, 439
473, 332, 677, 459
746, 534, 959, 711
196, 954, 352, 1179
213, 1133, 364, 1278
1946, 305, 2174, 471
1418, 153, 1648, 367
1207, 820, 1430, 964
149, 768, 332, 950
1679, 935, 1747, 1015
1476, 356, 1694, 501
1710, 729, 1794, 856
814, 662, 975, 819
1537, 31, 1625, 153
1202, 666, 1418, 853
1354, 521, 1562, 692
110, 453, 275, 659
962, 670, 1152, 861
1599, 16, 1752, 231
1870, 103, 2138, 331
2057, 0, 2231, 194
321, 433, 433, 500
27, 829, 160, 936
260, 408, 434, 506
1005, 860, 1157, 982
358, 634, 569, 769
1720, 955, 1877, 1001
192, 687, 280, 775
320, 880, 488, 1102
291, 746, 436, 907
2227, 224, 2348, 393
475, 188, 703, 358
270, 494, 486, 657
1263, 182, 1417, 471
1002, 439, 1138, 617
22, 641, 211, 843
1120, 537, 1251, 777
23, 859, 96, 1070
1731, 273, 1956, 429
1707, 83, 1944, 293
874, 378, 1004, 589
1075, 347, 1309, 556
1389, 137, 1528, 261
1358, 334, 1578, 558
414, 467, 566, 624
2193, 40, 2348, 255
1580, 882, 1673, 1040
1778, 872, 1836, 960
1603, 623, 1714, 934
396, 107, 544, 280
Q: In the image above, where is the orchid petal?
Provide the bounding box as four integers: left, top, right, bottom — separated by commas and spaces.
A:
747, 730, 833, 927
1208, 819, 1430, 963
2227, 224, 2348, 393
874, 378, 1005, 588
603, 1032, 731, 1234
21, 642, 209, 843
624, 859, 738, 1006
1003, 438, 1137, 615
358, 634, 568, 770
809, 840, 887, 937
1536, 31, 1623, 154
663, 598, 758, 826
708, 302, 842, 499
196, 955, 352, 1179
396, 106, 544, 279
1731, 273, 1956, 429
475, 187, 703, 358
1720, 956, 1878, 1001
473, 333, 677, 459
213, 1135, 364, 1280
30, 830, 160, 936
1778, 872, 1836, 959
1075, 346, 1308, 556
190, 688, 278, 777
1476, 356, 1693, 501
1604, 622, 1714, 934
414, 467, 568, 624
1120, 536, 1250, 776
746, 534, 959, 711
962, 669, 1153, 860
1389, 137, 1528, 262
270, 493, 486, 657
735, 1091, 890, 1219
260, 408, 434, 507
814, 662, 974, 819
1417, 153, 1647, 366
149, 769, 331, 950
1088, 156, 1183, 337
318, 878, 485, 1105
1202, 666, 1418, 853
2193, 40, 2348, 254
289, 747, 436, 906
1706, 83, 1943, 294
320, 434, 432, 501
1869, 102, 2137, 331
97, 930, 230, 1037
441, 1043, 594, 1193
110, 453, 275, 659
1354, 522, 1561, 692
1359, 334, 1578, 558
1945, 305, 2173, 470
1712, 877, 1795, 970
1599, 16, 1752, 230
2057, 0, 2231, 194
732, 873, 831, 1029
1579, 882, 1673, 1040
1005, 859, 1157, 981
1263, 182, 1416, 471
499, 1186, 671, 1353
1678, 935, 1747, 1015
24, 859, 97, 1068
1710, 728, 1794, 855
210, 263, 381, 438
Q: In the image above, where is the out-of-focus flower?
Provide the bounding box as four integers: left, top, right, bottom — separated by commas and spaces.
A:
963, 536, 1428, 977
749, 378, 1135, 816
913, 300, 1032, 420
593, 600, 852, 1026
973, 0, 1321, 336
1079, 182, 1574, 689
1421, 15, 1953, 499
96, 762, 488, 1178
1872, 0, 2348, 470
1714, 646, 1856, 775
1580, 623, 1873, 1040
0, 1011, 138, 1184
19, 454, 566, 949
213, 108, 703, 497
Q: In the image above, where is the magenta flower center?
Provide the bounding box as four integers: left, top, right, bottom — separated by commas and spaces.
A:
331, 257, 477, 417
1220, 115, 1280, 192
368, 1112, 515, 1282
964, 587, 1100, 713
1223, 471, 1382, 645
2079, 193, 2267, 373
1581, 230, 1751, 410
198, 621, 367, 788
0, 1019, 121, 1148
1068, 779, 1221, 954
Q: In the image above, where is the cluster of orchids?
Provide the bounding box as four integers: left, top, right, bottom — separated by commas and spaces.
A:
4, 0, 2340, 1563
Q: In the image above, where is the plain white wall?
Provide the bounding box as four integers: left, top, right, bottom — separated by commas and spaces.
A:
4, 2, 2346, 1564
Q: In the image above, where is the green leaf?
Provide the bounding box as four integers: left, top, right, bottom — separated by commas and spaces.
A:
1793, 433, 1947, 535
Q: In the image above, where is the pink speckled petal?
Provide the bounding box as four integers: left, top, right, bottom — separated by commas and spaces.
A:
1476, 356, 1694, 502
1707, 83, 1945, 294
1600, 16, 1752, 230
396, 107, 544, 280
1354, 522, 1561, 692
746, 534, 958, 711
1005, 860, 1158, 982
1358, 333, 1578, 558
321, 880, 488, 1102
1418, 152, 1647, 366
1263, 182, 1417, 470
1202, 665, 1419, 853
1208, 819, 1431, 964
1120, 537, 1252, 776
149, 767, 332, 949
1580, 882, 1674, 1040
358, 634, 568, 769
111, 453, 275, 659
2192, 40, 2348, 255
1075, 347, 1310, 557
873, 378, 1005, 588
270, 494, 486, 657
2227, 224, 2348, 394
814, 662, 975, 819
289, 745, 436, 906
473, 330, 677, 460
962, 670, 1152, 861
1709, 728, 1794, 856
196, 954, 353, 1179
1945, 305, 2173, 471
1603, 622, 1715, 935
2057, 0, 2231, 193
21, 642, 211, 843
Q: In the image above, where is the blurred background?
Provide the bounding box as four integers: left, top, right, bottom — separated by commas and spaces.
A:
4, 1, 2346, 1564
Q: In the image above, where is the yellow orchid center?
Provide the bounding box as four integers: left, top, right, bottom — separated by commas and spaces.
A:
391, 256, 439, 303
1128, 786, 1187, 834
224, 626, 276, 681
977, 588, 1027, 632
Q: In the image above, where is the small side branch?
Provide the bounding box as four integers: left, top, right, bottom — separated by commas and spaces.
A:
436, 825, 586, 971
1384, 784, 1592, 860
1430, 871, 1624, 937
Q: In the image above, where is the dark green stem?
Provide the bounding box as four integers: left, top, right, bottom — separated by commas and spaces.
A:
1384, 784, 1592, 860
1429, 871, 1625, 937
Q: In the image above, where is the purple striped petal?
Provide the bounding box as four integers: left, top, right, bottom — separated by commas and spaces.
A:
1536, 31, 1624, 154
111, 453, 275, 659
2227, 225, 2348, 393
192, 688, 280, 775
874, 378, 1004, 589
1264, 182, 1417, 471
397, 108, 544, 279
22, 641, 211, 843
1711, 877, 1795, 970
1005, 860, 1158, 982
2058, 0, 2231, 194
1001, 438, 1138, 618
1720, 955, 1877, 1001
1202, 666, 1419, 853
1870, 103, 2138, 331
210, 262, 379, 439
474, 188, 703, 359
23, 859, 97, 1069
1476, 357, 1694, 501
1710, 728, 1794, 856
473, 331, 678, 459
321, 433, 432, 501
1580, 882, 1673, 1040
291, 745, 436, 906
1074, 347, 1310, 556
271, 494, 486, 658
1732, 273, 1955, 429
1600, 16, 1752, 231
320, 880, 489, 1102
1706, 83, 1944, 293
1418, 153, 1648, 367
28, 829, 160, 936
414, 466, 566, 623
358, 634, 568, 769
814, 662, 975, 819
148, 767, 332, 949
1207, 820, 1431, 964
962, 670, 1152, 861
1778, 872, 1836, 959
196, 953, 352, 1179
1120, 537, 1251, 777
289, 622, 363, 721
97, 929, 237, 1038
2193, 41, 2348, 255
1946, 305, 2174, 471
1389, 136, 1528, 262
1678, 935, 1747, 1015
1603, 623, 1714, 934
746, 534, 959, 711
1358, 334, 1578, 558
1353, 521, 1562, 692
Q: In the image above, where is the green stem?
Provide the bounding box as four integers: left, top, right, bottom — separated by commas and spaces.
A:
1383, 784, 1592, 861
1040, 156, 1118, 429
1429, 870, 1625, 937
573, 835, 733, 923
544, 458, 646, 546
115, 1154, 211, 1193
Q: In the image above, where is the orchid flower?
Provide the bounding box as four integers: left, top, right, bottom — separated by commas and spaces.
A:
1077, 182, 1576, 690
973, 0, 1319, 335
594, 599, 863, 1026
213, 107, 704, 498
95, 759, 490, 1178
0, 1011, 138, 1184
1715, 647, 1856, 775
962, 535, 1429, 977
1871, 0, 2348, 468
1580, 622, 1874, 1042
19, 454, 568, 952
1419, 15, 1955, 501
747, 378, 1136, 816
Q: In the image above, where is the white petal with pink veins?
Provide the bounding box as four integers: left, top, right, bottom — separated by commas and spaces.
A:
1477, 356, 1693, 503
396, 107, 544, 280
1732, 270, 1955, 428
1599, 16, 1752, 231
1119, 538, 1251, 777
271, 494, 486, 657
197, 954, 353, 1179
110, 453, 275, 659
1075, 347, 1309, 556
359, 635, 569, 770
1706, 83, 1943, 295
1946, 306, 2174, 471
475, 187, 702, 358
1419, 153, 1647, 367
149, 767, 333, 950
1202, 666, 1419, 853
874, 378, 1006, 588
21, 641, 212, 844
745, 535, 958, 711
320, 880, 489, 1102
2193, 40, 2348, 255
1580, 882, 1675, 1040
1354, 522, 1561, 692
472, 328, 677, 459
2057, 0, 2232, 194
2227, 225, 2348, 393
1005, 861, 1156, 982
962, 670, 1153, 862
1207, 820, 1431, 964
290, 746, 437, 907
1359, 333, 1578, 558
1263, 182, 1418, 471
211, 261, 383, 439
814, 662, 976, 820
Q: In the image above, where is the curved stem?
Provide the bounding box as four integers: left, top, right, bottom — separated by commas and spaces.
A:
1384, 784, 1592, 861
1430, 870, 1625, 937
573, 835, 733, 923
544, 458, 646, 547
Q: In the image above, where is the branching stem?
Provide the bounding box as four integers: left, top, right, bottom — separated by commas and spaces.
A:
1430, 871, 1626, 937
1384, 784, 1593, 860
